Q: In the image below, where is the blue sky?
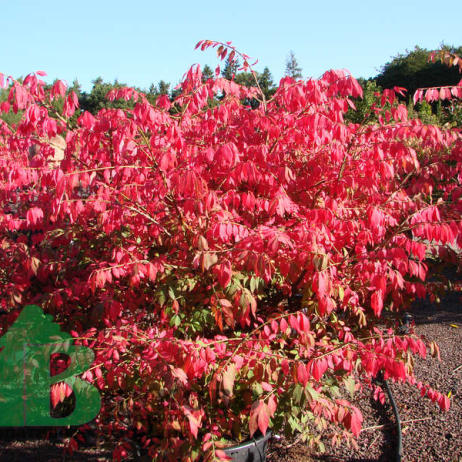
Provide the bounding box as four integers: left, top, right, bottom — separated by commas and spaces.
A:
1, 0, 461, 92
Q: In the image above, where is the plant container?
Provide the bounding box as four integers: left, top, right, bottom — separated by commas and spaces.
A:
223, 431, 272, 462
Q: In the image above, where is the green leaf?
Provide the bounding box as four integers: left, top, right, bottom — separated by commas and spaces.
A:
158, 289, 167, 306
168, 286, 176, 300
344, 376, 356, 398
252, 382, 263, 397
305, 384, 319, 402
288, 415, 302, 432
293, 384, 303, 404
170, 314, 181, 327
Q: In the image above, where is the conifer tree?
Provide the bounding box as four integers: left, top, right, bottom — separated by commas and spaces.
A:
285, 51, 303, 79
222, 57, 239, 80
202, 64, 214, 82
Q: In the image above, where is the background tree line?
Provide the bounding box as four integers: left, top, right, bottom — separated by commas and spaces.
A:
1, 44, 461, 127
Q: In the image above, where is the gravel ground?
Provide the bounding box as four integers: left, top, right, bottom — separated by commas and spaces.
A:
269, 289, 462, 462
0, 428, 111, 461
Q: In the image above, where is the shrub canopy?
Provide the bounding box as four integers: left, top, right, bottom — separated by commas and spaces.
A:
0, 43, 461, 460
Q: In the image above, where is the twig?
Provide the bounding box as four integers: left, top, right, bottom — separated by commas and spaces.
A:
281, 433, 305, 449
367, 432, 381, 450
361, 416, 432, 432
453, 364, 462, 373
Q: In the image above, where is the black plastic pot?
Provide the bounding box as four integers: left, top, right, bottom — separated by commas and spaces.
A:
223, 431, 272, 462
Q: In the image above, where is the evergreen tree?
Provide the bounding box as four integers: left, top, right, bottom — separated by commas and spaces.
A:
202, 64, 214, 82
222, 57, 239, 80
157, 80, 170, 95
78, 77, 135, 114
145, 83, 158, 104
234, 72, 256, 87
285, 51, 303, 79
258, 67, 276, 99
69, 78, 82, 97
375, 45, 462, 99
345, 79, 381, 124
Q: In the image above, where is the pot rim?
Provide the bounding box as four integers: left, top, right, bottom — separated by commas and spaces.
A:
223, 430, 272, 452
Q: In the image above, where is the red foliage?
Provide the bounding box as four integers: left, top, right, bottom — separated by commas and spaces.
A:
0, 42, 461, 460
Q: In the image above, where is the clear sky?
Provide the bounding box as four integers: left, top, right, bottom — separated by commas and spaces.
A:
1, 0, 461, 92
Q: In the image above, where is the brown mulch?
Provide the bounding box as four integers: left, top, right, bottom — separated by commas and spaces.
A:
269, 290, 462, 462
0, 291, 461, 461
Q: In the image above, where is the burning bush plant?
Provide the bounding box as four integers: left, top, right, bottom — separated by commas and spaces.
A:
0, 41, 461, 460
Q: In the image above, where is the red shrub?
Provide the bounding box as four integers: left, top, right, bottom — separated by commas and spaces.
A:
0, 42, 461, 460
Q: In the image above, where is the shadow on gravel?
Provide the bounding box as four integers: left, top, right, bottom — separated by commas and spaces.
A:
0, 427, 110, 461
317, 458, 382, 462
317, 392, 396, 462
366, 392, 395, 462
411, 291, 462, 325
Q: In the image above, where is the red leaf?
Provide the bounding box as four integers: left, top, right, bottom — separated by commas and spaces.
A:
371, 290, 384, 317
186, 413, 199, 438
314, 271, 330, 297
267, 395, 277, 417
261, 381, 273, 392
26, 207, 44, 226
172, 368, 188, 386
63, 90, 79, 117
157, 94, 171, 110
438, 395, 450, 411
312, 358, 328, 381
213, 260, 232, 288
0, 101, 9, 113
214, 449, 232, 461
298, 312, 310, 332
13, 85, 28, 110
346, 408, 363, 436
249, 400, 270, 436
78, 111, 96, 130
159, 151, 177, 171
297, 363, 309, 386
50, 382, 72, 408
413, 89, 423, 105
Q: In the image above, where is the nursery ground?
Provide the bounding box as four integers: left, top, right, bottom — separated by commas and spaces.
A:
268, 289, 462, 462
0, 290, 461, 462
